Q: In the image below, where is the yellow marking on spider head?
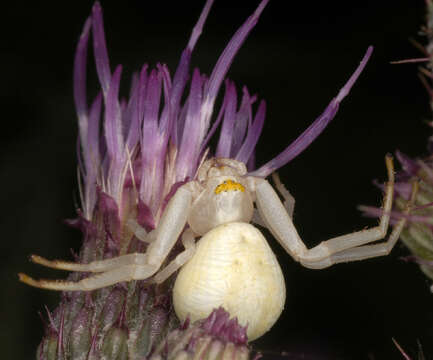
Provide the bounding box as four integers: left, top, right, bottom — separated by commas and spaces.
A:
214, 179, 245, 194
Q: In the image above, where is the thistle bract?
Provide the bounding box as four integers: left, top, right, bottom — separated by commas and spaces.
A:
35, 0, 372, 358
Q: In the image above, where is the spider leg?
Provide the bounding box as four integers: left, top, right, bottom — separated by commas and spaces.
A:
306, 181, 418, 268
145, 186, 192, 266
28, 218, 158, 272
255, 177, 307, 260
153, 228, 197, 284
252, 172, 295, 228
18, 263, 157, 291
29, 253, 149, 272
20, 184, 193, 290
255, 155, 404, 268
298, 155, 397, 266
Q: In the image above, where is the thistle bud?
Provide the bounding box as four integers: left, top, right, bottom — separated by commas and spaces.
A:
149, 308, 251, 360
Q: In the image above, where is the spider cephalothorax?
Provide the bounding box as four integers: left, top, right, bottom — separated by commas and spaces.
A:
187, 158, 255, 235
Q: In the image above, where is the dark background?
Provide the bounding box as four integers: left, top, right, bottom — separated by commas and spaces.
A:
2, 1, 432, 359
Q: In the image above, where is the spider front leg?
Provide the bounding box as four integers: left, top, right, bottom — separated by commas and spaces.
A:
18, 264, 157, 291
23, 219, 158, 273
255, 155, 408, 269
252, 172, 295, 227
18, 185, 193, 291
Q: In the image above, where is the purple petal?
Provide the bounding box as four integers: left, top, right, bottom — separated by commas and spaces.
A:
74, 17, 91, 146
76, 136, 85, 197
235, 99, 266, 163
125, 73, 140, 150
176, 68, 205, 180
129, 71, 139, 99
83, 93, 102, 218
157, 63, 173, 137
92, 1, 111, 95
104, 65, 124, 164
187, 0, 215, 52
120, 98, 128, 138
169, 50, 191, 124
141, 69, 161, 152
139, 69, 169, 211
201, 0, 270, 139
121, 72, 139, 140
131, 64, 149, 149
250, 46, 373, 178
215, 81, 237, 158
230, 87, 256, 157
87, 93, 102, 168
167, 0, 214, 121
198, 77, 227, 155
175, 102, 188, 149
336, 46, 373, 102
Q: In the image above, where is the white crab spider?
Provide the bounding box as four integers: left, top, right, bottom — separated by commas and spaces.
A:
19, 156, 415, 340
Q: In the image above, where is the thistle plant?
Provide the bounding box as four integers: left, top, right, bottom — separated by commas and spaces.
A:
396, 0, 433, 288
20, 0, 374, 358
361, 0, 433, 293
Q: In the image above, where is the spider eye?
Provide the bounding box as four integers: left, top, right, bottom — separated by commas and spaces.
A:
214, 179, 245, 194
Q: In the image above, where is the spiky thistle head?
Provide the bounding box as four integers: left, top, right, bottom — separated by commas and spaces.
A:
32, 0, 373, 358
361, 1, 433, 292
375, 151, 433, 286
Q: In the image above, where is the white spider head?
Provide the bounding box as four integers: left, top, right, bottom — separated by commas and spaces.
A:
188, 158, 254, 235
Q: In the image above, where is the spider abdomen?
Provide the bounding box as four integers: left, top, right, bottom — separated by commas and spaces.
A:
173, 222, 286, 341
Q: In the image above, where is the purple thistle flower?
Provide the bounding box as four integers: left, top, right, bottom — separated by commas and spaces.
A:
75, 0, 372, 235
26, 0, 374, 358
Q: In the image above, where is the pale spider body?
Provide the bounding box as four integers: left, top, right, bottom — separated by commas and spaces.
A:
20, 156, 417, 341
173, 221, 286, 341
